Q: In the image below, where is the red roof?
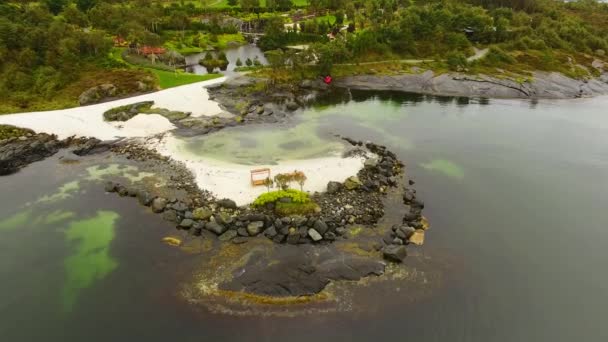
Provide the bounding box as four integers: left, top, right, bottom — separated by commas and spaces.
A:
140, 46, 166, 55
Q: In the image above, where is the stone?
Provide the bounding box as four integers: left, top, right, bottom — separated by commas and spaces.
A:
264, 226, 277, 238
286, 228, 299, 244
217, 198, 237, 209
104, 181, 117, 192
192, 207, 213, 220
232, 237, 249, 244
327, 181, 343, 194
293, 215, 308, 227
172, 202, 189, 212
240, 213, 265, 222
308, 229, 323, 241
151, 197, 168, 213
344, 176, 362, 190
78, 84, 117, 105
237, 227, 249, 236
324, 232, 337, 241
215, 212, 234, 226
117, 186, 129, 197
408, 230, 425, 245
137, 191, 153, 206
335, 227, 347, 236
206, 221, 227, 235
364, 156, 379, 167
179, 219, 194, 229
313, 220, 329, 235
162, 210, 178, 223
383, 245, 407, 262
184, 211, 193, 219
392, 237, 403, 245
398, 226, 416, 239
219, 230, 237, 242
247, 221, 264, 236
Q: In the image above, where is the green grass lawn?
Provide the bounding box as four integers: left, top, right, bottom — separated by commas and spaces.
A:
150, 69, 222, 89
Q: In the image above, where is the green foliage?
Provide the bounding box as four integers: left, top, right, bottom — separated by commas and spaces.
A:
275, 202, 319, 216
446, 51, 468, 71
481, 46, 516, 66
252, 189, 311, 207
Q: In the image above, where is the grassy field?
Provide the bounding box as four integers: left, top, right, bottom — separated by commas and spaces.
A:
150, 69, 222, 89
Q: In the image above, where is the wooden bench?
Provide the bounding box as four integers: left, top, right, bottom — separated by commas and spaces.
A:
250, 168, 271, 186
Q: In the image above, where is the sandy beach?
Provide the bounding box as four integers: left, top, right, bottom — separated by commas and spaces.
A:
1, 77, 366, 204
0, 77, 226, 140
155, 134, 366, 205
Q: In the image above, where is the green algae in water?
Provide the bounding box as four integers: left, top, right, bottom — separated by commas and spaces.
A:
0, 209, 32, 232
0, 209, 76, 232
36, 181, 80, 203
420, 159, 465, 180
63, 210, 119, 312
85, 164, 154, 182
44, 210, 76, 225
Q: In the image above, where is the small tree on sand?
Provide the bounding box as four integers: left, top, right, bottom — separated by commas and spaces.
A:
274, 173, 291, 190
263, 177, 273, 192
292, 170, 307, 191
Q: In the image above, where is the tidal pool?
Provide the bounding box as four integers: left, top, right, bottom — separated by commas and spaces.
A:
2, 91, 608, 341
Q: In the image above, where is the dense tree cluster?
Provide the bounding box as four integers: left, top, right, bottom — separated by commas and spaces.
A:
0, 2, 112, 106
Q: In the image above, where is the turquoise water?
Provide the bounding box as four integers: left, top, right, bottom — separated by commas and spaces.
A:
2, 91, 608, 341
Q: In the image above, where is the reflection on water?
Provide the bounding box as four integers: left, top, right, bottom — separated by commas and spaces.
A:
184, 45, 268, 76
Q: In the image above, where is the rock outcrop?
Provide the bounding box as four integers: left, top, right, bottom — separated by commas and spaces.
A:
334, 70, 608, 99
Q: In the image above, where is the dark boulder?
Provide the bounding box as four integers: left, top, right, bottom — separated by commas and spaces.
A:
137, 191, 153, 206
151, 197, 168, 213
179, 219, 194, 229
104, 182, 117, 192
217, 198, 237, 209
313, 220, 329, 235
327, 181, 343, 194
247, 221, 264, 236
383, 245, 407, 262
206, 221, 227, 235
162, 210, 178, 223
218, 230, 237, 241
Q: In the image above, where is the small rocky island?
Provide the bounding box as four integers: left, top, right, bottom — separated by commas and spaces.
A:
1, 118, 430, 305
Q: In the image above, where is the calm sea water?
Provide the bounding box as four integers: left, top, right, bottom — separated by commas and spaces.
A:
1, 91, 608, 341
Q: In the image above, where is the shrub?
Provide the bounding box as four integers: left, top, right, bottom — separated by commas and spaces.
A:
275, 202, 319, 216
252, 189, 311, 207
481, 46, 515, 65
446, 51, 468, 71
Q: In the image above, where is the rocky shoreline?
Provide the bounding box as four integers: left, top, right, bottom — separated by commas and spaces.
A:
104, 138, 426, 262
333, 70, 608, 99
0, 125, 111, 175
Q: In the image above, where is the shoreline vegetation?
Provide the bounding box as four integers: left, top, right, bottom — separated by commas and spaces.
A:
2, 0, 608, 114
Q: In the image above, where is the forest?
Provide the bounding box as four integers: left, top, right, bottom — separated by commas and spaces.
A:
1, 0, 607, 112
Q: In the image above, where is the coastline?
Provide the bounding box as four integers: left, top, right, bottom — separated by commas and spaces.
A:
0, 77, 227, 140
333, 70, 608, 99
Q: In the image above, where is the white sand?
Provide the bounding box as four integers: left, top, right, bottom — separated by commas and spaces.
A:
1, 76, 366, 204
0, 77, 226, 140
155, 134, 365, 206
110, 114, 176, 137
